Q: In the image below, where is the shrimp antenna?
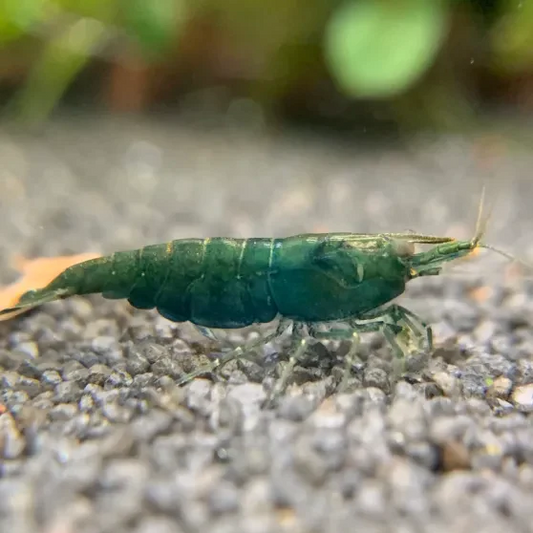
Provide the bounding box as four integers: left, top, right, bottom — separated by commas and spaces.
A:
472, 185, 533, 272
472, 185, 493, 247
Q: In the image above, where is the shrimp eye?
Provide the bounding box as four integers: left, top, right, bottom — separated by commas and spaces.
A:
392, 240, 415, 257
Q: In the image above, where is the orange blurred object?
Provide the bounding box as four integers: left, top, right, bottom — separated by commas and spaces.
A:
468, 285, 493, 303
0, 253, 101, 321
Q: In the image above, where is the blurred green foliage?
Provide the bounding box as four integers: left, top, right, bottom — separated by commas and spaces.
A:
491, 0, 533, 72
125, 0, 187, 57
324, 0, 448, 98
0, 0, 188, 123
0, 0, 43, 45
0, 0, 531, 128
11, 17, 107, 123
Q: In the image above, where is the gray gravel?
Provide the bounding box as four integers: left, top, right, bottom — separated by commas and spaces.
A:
1, 114, 533, 533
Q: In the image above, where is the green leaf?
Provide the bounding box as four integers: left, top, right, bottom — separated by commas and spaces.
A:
125, 0, 187, 57
0, 0, 44, 44
324, 0, 448, 98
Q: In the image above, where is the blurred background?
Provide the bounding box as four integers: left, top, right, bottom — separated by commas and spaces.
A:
0, 0, 531, 132
0, 0, 532, 266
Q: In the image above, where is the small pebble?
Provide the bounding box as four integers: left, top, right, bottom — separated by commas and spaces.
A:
208, 481, 240, 515
126, 349, 151, 375
105, 369, 133, 388
89, 364, 113, 385
511, 384, 533, 412
131, 410, 173, 441
0, 372, 20, 390
91, 336, 123, 358
151, 357, 183, 379
102, 402, 133, 423
486, 376, 513, 400
79, 394, 95, 412
138, 343, 168, 364
54, 381, 82, 403
431, 371, 460, 397
362, 367, 389, 391
15, 376, 41, 399
278, 395, 314, 421
62, 360, 90, 383
16, 342, 39, 359
41, 370, 63, 387
0, 413, 25, 459
439, 440, 471, 472
49, 403, 79, 421
292, 436, 328, 486
17, 359, 42, 379
133, 516, 184, 533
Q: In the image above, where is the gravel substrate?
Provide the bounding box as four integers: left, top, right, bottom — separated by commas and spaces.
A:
1, 114, 533, 533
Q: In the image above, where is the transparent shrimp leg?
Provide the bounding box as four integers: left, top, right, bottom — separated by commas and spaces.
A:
194, 325, 220, 342
307, 325, 362, 392
354, 304, 433, 378
351, 304, 432, 352
176, 318, 292, 385
299, 304, 431, 392
307, 320, 404, 392
386, 304, 433, 351
267, 318, 404, 404
266, 322, 310, 404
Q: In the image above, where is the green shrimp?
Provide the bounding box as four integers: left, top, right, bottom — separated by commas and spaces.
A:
1, 192, 522, 398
